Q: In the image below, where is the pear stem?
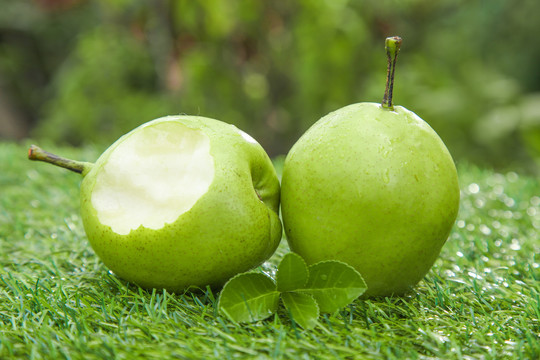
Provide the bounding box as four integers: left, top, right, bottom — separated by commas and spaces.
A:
381, 36, 402, 111
28, 145, 93, 175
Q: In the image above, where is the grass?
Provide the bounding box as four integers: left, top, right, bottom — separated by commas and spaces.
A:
1, 141, 539, 359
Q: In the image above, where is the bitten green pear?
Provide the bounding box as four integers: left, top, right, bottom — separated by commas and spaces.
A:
29, 116, 282, 292
280, 37, 460, 297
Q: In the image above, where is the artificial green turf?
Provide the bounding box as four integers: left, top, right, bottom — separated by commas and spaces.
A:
1, 141, 538, 359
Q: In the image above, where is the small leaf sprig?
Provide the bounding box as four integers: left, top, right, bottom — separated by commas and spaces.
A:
217, 253, 367, 329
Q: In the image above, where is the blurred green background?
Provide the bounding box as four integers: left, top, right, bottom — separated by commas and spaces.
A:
1, 0, 540, 172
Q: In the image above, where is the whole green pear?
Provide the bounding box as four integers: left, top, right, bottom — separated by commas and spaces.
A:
29, 116, 282, 292
280, 37, 460, 297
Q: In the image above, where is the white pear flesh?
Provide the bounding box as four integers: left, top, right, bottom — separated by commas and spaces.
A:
91, 122, 214, 235
80, 116, 282, 292
281, 103, 460, 298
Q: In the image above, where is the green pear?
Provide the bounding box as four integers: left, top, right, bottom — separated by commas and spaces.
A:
280, 37, 460, 297
29, 116, 282, 292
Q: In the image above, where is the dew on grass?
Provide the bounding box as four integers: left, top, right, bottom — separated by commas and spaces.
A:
434, 332, 450, 343
444, 270, 456, 277
479, 225, 491, 235
506, 172, 519, 182
457, 220, 466, 228
468, 183, 480, 194
493, 185, 504, 195
474, 199, 485, 208
262, 268, 277, 279
527, 207, 537, 216
260, 262, 277, 278
467, 271, 483, 280
509, 239, 521, 251
504, 197, 516, 208
466, 224, 475, 232
499, 228, 510, 237
531, 196, 540, 206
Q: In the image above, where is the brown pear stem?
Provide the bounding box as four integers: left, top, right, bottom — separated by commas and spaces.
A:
28, 145, 93, 175
381, 36, 402, 111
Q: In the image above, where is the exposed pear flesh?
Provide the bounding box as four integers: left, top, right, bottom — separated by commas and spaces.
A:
91, 122, 214, 235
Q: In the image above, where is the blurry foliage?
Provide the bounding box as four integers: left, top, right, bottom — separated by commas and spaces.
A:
1, 0, 540, 171
42, 25, 177, 143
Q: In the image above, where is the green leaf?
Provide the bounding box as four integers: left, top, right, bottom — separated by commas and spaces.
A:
302, 261, 367, 313
281, 292, 319, 330
276, 252, 309, 292
217, 272, 280, 323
